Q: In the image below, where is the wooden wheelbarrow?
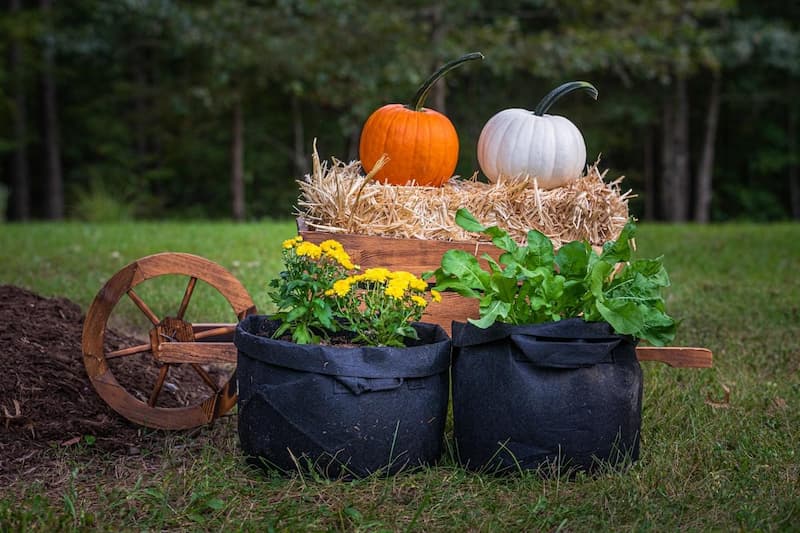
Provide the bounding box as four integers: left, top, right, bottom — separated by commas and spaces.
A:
82, 232, 712, 430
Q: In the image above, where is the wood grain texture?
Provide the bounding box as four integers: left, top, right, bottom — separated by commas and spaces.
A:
158, 342, 237, 364
635, 346, 713, 368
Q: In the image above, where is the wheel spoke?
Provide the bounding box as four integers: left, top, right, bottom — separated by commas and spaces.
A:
191, 364, 220, 393
193, 325, 236, 340
127, 289, 160, 325
148, 364, 170, 407
107, 343, 151, 359
177, 277, 198, 320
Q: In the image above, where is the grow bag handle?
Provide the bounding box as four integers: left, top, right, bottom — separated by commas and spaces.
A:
334, 376, 407, 395
509, 335, 625, 368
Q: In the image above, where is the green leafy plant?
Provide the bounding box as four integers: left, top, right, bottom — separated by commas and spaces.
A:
269, 237, 441, 346
425, 208, 677, 346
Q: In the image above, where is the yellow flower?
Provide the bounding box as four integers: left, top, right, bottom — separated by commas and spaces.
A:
295, 242, 322, 260
282, 236, 302, 249
390, 271, 427, 291
332, 278, 353, 297
411, 295, 427, 307
363, 268, 391, 283
387, 278, 410, 294
384, 283, 405, 300
431, 290, 442, 303
330, 249, 356, 270
320, 239, 344, 253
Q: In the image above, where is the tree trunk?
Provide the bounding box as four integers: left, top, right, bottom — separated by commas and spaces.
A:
41, 0, 64, 220
659, 92, 674, 221
10, 0, 30, 220
660, 77, 691, 222
291, 94, 310, 177
643, 125, 655, 220
694, 73, 721, 223
790, 105, 799, 220
672, 75, 691, 221
231, 99, 245, 221
134, 55, 149, 164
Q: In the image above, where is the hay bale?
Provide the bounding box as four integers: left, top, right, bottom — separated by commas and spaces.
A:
296, 149, 632, 248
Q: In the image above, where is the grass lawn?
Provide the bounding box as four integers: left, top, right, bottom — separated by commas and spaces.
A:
1, 220, 798, 531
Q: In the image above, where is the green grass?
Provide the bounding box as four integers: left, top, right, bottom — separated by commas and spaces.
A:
1, 221, 799, 531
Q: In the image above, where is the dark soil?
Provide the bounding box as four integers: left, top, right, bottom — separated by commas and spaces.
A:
0, 285, 233, 485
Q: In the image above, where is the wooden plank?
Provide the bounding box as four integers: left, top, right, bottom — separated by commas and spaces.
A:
158, 342, 238, 364
299, 227, 502, 275
634, 346, 713, 368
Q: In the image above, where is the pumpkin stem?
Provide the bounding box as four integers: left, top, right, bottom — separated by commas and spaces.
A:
533, 81, 598, 116
411, 52, 484, 112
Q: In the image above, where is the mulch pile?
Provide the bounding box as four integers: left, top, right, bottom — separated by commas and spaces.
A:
0, 285, 227, 484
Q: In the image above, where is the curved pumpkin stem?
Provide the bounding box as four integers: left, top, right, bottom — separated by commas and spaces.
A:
534, 81, 598, 116
410, 52, 484, 112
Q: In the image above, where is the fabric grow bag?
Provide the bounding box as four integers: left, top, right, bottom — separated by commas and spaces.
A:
452, 318, 642, 474
234, 315, 451, 478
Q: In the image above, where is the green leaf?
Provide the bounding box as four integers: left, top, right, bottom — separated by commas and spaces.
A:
313, 304, 335, 330
206, 498, 225, 511
596, 298, 644, 336
285, 305, 309, 322
292, 323, 312, 344
629, 258, 671, 287
589, 261, 613, 299
542, 274, 565, 301
455, 208, 488, 233
471, 299, 511, 328
555, 240, 591, 278
440, 249, 490, 289
638, 306, 677, 346
600, 220, 635, 264
524, 230, 555, 269
481, 253, 503, 273
482, 226, 518, 254
490, 272, 518, 301
431, 277, 482, 298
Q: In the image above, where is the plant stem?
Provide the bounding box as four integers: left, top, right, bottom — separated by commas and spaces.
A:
410, 52, 484, 112
534, 81, 598, 116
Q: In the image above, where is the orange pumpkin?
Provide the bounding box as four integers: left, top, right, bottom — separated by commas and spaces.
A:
359, 52, 483, 187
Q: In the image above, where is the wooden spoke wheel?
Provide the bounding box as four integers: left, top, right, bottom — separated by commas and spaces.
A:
82, 252, 257, 430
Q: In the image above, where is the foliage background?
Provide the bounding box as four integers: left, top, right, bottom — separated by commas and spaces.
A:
1, 0, 799, 222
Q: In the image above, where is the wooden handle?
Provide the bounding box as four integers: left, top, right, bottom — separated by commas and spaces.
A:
635, 346, 713, 368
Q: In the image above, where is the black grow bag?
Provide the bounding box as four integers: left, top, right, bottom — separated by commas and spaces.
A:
452, 318, 642, 474
234, 315, 451, 478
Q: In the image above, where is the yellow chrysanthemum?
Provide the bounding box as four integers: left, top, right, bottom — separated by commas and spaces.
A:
363, 268, 391, 283
411, 295, 427, 307
320, 239, 344, 253
295, 242, 322, 260
387, 278, 410, 294
389, 271, 427, 291
384, 284, 405, 300
331, 278, 353, 297
431, 290, 442, 303
330, 250, 355, 270
282, 236, 302, 249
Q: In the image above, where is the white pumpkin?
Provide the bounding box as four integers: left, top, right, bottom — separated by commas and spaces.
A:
477, 81, 598, 190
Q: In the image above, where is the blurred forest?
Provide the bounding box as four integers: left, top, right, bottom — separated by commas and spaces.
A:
1, 0, 798, 222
